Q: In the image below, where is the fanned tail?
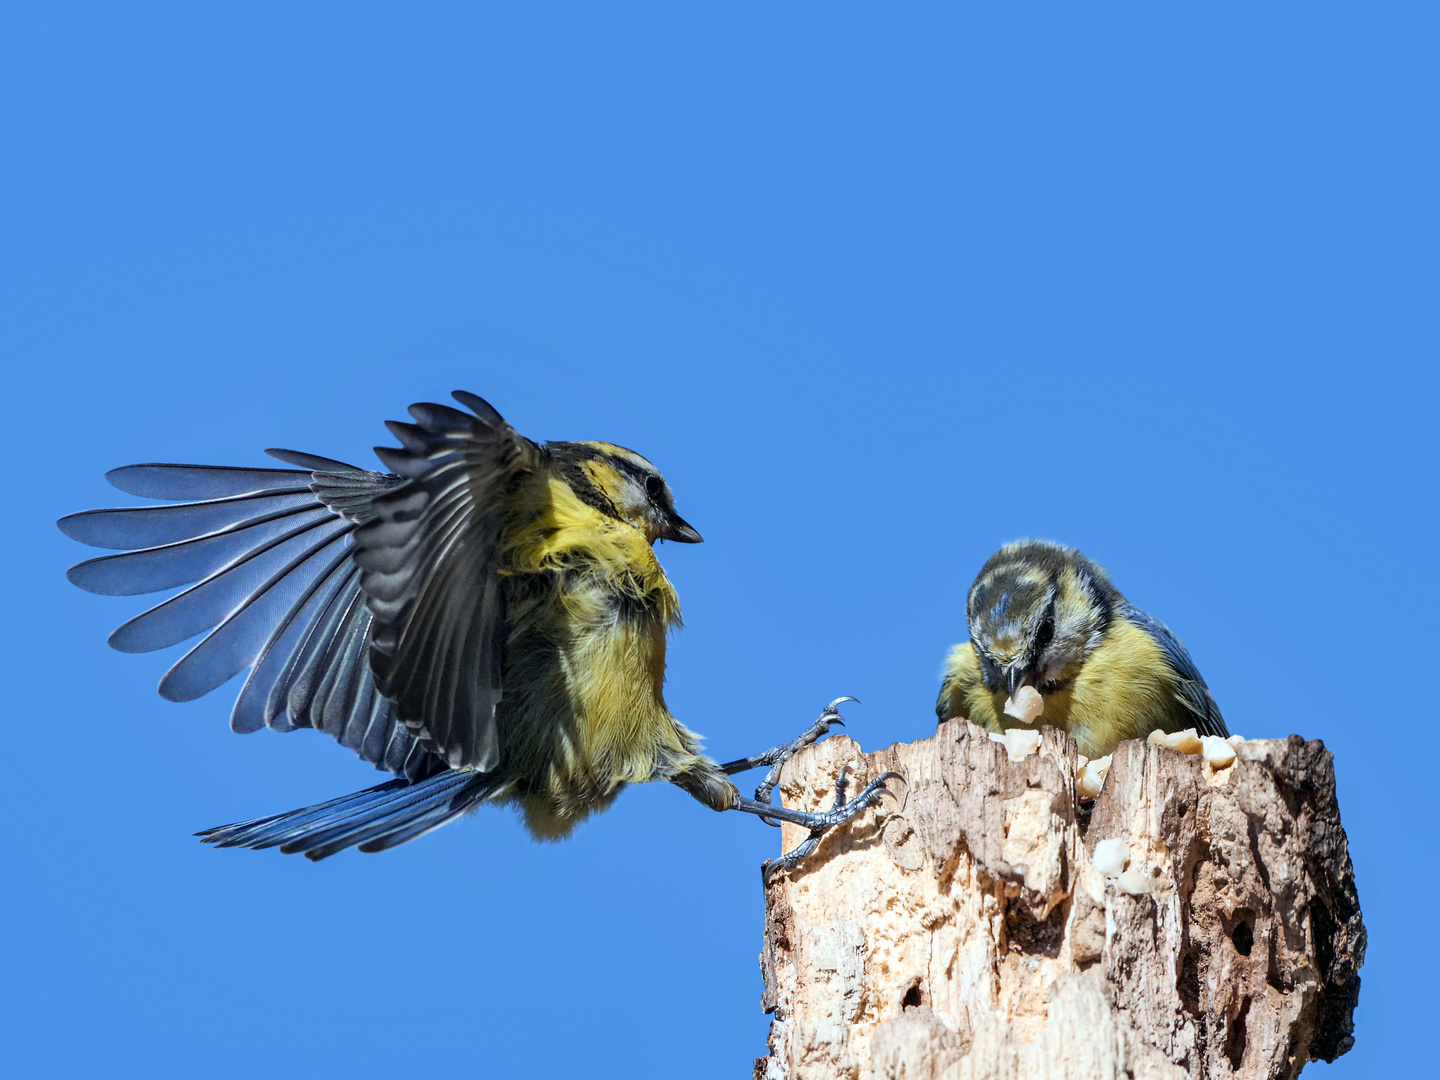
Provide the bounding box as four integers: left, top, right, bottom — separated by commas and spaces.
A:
196, 769, 509, 860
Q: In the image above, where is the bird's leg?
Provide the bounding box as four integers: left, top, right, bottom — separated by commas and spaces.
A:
720, 696, 855, 814
669, 698, 897, 877
734, 765, 902, 880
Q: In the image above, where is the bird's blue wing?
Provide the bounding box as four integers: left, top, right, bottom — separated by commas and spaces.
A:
59, 457, 444, 780
354, 391, 541, 772
1118, 601, 1229, 738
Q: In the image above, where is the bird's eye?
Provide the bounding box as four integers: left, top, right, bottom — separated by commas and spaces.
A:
1035, 616, 1055, 650
644, 475, 664, 500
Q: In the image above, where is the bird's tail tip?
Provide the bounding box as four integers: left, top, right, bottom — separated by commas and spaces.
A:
198, 770, 505, 861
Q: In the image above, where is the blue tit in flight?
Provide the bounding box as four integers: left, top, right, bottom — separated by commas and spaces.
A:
936, 540, 1228, 758
60, 391, 895, 871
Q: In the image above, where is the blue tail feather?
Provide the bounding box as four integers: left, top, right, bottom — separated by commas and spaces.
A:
197, 770, 506, 860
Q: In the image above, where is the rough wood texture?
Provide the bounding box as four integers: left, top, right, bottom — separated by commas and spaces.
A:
753, 719, 1364, 1080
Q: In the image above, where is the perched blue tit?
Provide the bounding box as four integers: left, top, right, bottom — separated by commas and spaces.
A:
60, 391, 893, 868
936, 540, 1228, 757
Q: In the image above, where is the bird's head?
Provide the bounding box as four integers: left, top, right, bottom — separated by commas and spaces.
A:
549, 441, 702, 545
966, 540, 1116, 696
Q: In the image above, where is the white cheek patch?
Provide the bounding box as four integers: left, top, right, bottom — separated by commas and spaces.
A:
1056, 602, 1082, 630
1056, 605, 1097, 651
608, 477, 650, 519
1035, 604, 1100, 684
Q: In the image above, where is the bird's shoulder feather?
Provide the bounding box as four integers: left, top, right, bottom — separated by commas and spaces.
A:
1115, 602, 1228, 738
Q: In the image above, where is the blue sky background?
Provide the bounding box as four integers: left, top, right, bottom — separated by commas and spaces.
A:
3, 4, 1433, 1076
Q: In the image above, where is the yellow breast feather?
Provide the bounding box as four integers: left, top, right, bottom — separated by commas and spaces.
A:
502, 472, 695, 835
503, 475, 680, 624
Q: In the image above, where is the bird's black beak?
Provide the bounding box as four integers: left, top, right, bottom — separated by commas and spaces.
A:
660, 515, 703, 543
1004, 664, 1036, 696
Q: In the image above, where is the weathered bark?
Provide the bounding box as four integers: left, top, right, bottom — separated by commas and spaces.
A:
753, 719, 1364, 1080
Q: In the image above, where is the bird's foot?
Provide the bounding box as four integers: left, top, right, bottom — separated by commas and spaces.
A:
734, 766, 902, 881
719, 696, 856, 818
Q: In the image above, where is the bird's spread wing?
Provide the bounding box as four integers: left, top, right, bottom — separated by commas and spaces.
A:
59, 457, 444, 780
1118, 602, 1229, 738
353, 391, 542, 772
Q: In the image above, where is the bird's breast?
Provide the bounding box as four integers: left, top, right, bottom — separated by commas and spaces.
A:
496, 512, 689, 837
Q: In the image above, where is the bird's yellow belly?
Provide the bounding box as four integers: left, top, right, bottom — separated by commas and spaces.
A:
499, 576, 692, 838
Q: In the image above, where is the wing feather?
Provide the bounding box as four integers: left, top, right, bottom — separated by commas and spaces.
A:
106, 463, 312, 500
66, 505, 334, 595
59, 489, 318, 550
60, 459, 444, 779
353, 391, 540, 772
109, 515, 350, 655
231, 548, 352, 734
1118, 602, 1229, 738
157, 521, 354, 700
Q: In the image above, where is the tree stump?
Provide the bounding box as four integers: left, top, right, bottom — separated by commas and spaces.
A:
753, 719, 1364, 1080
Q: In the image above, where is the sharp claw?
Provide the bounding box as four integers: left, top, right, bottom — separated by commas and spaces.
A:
764, 768, 903, 879
862, 771, 905, 806
756, 698, 875, 878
